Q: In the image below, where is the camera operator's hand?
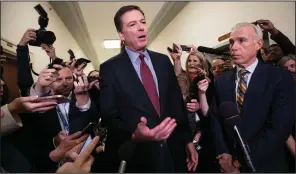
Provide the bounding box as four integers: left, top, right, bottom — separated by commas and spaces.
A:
132, 117, 177, 142
73, 73, 90, 106
19, 29, 36, 46
35, 65, 64, 93
256, 19, 279, 36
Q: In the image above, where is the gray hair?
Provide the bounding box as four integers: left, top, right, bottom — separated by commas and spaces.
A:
231, 22, 263, 40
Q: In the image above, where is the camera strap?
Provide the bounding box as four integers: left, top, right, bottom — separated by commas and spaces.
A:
56, 104, 70, 134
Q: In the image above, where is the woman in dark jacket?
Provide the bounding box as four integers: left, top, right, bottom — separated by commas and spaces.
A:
167, 44, 217, 173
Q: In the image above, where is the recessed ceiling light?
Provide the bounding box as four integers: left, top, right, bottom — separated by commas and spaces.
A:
103, 40, 121, 49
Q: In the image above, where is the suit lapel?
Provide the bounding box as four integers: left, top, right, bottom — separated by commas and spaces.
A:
120, 50, 159, 117
240, 62, 267, 137
242, 62, 266, 114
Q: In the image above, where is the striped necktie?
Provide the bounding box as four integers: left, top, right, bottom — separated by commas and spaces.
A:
237, 68, 249, 113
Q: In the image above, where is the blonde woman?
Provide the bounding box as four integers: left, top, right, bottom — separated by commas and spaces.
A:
168, 44, 217, 172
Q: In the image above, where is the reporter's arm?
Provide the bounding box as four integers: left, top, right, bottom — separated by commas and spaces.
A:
16, 45, 34, 97
29, 83, 51, 96
1, 104, 23, 134
270, 29, 295, 55
198, 92, 209, 116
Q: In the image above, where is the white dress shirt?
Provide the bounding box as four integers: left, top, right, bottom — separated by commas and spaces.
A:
235, 58, 259, 93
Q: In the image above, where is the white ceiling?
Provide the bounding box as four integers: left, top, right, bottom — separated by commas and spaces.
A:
78, 2, 165, 63
50, 2, 188, 68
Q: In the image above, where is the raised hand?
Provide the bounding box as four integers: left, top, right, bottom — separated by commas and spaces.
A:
35, 64, 64, 93
19, 29, 36, 46
197, 79, 209, 94
167, 43, 182, 62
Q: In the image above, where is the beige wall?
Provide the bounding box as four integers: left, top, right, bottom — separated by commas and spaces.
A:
148, 2, 295, 69
1, 2, 94, 81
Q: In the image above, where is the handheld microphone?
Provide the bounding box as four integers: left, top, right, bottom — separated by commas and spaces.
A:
219, 101, 256, 173
197, 46, 230, 56
118, 141, 136, 173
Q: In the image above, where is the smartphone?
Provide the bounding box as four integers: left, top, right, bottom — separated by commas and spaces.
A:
79, 121, 108, 154
81, 122, 98, 135
74, 58, 91, 68
172, 43, 179, 53
87, 76, 103, 83
33, 95, 71, 104
48, 58, 64, 69
180, 45, 191, 52
81, 122, 108, 144
67, 49, 75, 61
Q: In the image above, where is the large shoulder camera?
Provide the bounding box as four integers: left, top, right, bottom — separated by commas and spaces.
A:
29, 4, 56, 47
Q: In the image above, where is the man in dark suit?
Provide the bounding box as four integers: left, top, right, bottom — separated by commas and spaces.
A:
98, 5, 198, 173
211, 22, 295, 172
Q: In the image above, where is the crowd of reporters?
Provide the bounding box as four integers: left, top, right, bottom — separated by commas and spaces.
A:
0, 4, 295, 173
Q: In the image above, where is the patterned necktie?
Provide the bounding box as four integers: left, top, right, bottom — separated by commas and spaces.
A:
139, 54, 160, 116
236, 68, 249, 113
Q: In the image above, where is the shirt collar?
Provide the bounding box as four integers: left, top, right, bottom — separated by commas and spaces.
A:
125, 47, 150, 63
237, 58, 258, 74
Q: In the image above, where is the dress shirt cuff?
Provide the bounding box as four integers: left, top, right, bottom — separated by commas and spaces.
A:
1, 104, 23, 134
75, 99, 91, 112
29, 83, 51, 97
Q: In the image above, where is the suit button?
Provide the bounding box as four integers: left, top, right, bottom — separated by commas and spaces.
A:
160, 143, 163, 147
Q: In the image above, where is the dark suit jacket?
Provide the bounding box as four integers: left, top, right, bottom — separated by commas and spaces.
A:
99, 49, 192, 172
211, 60, 295, 172
9, 93, 98, 172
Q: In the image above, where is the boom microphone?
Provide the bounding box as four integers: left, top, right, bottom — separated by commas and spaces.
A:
197, 46, 230, 56
118, 141, 136, 173
219, 101, 256, 173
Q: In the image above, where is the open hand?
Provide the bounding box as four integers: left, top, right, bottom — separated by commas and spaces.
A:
132, 117, 177, 142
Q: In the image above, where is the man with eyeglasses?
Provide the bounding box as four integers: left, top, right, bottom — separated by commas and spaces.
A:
22, 64, 99, 172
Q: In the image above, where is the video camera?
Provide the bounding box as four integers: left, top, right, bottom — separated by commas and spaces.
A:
29, 4, 56, 47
